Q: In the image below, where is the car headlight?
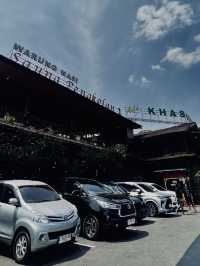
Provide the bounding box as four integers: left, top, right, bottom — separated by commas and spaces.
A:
33, 216, 49, 224
73, 207, 79, 217
96, 200, 120, 209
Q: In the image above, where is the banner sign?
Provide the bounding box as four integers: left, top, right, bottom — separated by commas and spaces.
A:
123, 105, 192, 124
10, 43, 120, 114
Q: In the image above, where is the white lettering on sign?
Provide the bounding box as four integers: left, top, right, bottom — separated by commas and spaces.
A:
10, 43, 121, 114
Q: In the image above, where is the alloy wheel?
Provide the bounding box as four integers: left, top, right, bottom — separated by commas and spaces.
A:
147, 202, 158, 217
83, 215, 99, 239
13, 230, 31, 263
15, 234, 28, 260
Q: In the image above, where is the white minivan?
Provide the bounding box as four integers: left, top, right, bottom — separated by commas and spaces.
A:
117, 181, 179, 217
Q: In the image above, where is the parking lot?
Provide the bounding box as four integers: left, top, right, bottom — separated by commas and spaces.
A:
0, 210, 200, 266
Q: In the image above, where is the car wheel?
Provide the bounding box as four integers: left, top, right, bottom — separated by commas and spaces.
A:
146, 202, 158, 217
12, 230, 31, 264
135, 217, 142, 225
83, 214, 100, 240
70, 235, 76, 243
117, 226, 127, 232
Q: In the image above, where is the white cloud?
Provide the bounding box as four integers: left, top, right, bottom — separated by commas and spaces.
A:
194, 34, 200, 43
128, 74, 152, 87
151, 64, 165, 71
162, 47, 200, 68
141, 76, 152, 86
128, 74, 135, 84
134, 0, 194, 40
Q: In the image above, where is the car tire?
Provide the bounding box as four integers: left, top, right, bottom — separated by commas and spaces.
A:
117, 226, 127, 232
146, 202, 158, 217
12, 230, 31, 264
135, 217, 142, 225
82, 214, 101, 240
70, 235, 76, 243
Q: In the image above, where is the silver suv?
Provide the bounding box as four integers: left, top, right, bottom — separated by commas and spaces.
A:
117, 182, 179, 217
0, 180, 80, 263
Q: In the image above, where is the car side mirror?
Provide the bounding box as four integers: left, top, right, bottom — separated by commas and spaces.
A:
58, 194, 63, 199
9, 198, 20, 207
81, 191, 87, 198
136, 189, 142, 194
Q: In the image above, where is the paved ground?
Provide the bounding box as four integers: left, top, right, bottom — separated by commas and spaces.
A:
1, 210, 200, 266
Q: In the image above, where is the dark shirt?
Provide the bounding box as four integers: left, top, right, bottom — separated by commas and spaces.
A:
175, 181, 185, 199
185, 180, 192, 194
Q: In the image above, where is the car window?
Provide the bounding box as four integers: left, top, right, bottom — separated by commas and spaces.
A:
152, 183, 166, 191
119, 183, 139, 192
130, 184, 141, 192
138, 184, 156, 192
103, 184, 126, 195
82, 183, 112, 195
19, 185, 60, 203
1, 186, 16, 204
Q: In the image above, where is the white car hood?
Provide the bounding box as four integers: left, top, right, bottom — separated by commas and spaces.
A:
157, 190, 176, 197
28, 199, 75, 217
144, 191, 176, 198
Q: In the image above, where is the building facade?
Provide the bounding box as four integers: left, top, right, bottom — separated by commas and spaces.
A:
129, 123, 200, 202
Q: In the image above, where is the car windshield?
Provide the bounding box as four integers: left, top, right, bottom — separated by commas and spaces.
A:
138, 184, 156, 193
19, 185, 60, 203
82, 183, 113, 195
119, 183, 137, 192
103, 184, 126, 195
151, 183, 166, 191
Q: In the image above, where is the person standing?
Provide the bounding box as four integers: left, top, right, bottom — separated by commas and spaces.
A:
175, 179, 185, 214
184, 177, 197, 212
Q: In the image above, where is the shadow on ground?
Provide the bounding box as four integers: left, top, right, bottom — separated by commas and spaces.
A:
183, 211, 199, 216
177, 234, 200, 266
135, 219, 156, 226
0, 243, 11, 260
103, 228, 149, 243
159, 213, 182, 218
29, 243, 91, 266
0, 242, 91, 266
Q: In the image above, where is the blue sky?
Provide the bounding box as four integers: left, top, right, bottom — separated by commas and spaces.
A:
0, 0, 200, 130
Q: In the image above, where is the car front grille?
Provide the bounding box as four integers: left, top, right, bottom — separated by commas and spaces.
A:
47, 211, 74, 223
165, 198, 172, 209
48, 226, 76, 240
120, 203, 135, 217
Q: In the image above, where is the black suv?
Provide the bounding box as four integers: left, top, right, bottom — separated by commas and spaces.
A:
103, 182, 148, 224
62, 178, 136, 240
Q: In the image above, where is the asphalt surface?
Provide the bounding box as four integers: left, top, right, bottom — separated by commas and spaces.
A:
1, 210, 200, 266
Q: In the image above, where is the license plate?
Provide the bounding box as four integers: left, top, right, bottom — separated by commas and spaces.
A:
59, 234, 71, 244
127, 218, 135, 226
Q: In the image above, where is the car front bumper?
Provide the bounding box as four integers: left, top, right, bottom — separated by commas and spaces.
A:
159, 206, 179, 214
31, 217, 81, 252
102, 210, 136, 228
159, 198, 179, 214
